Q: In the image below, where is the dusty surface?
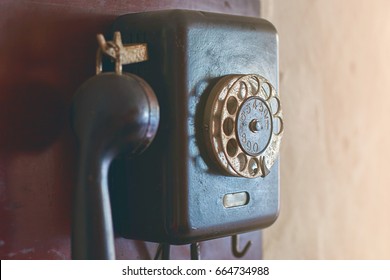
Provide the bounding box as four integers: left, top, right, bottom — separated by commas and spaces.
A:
261, 0, 390, 259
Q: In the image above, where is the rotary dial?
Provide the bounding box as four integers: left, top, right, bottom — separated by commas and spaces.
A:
204, 74, 283, 178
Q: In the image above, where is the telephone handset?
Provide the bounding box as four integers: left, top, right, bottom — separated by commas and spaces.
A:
72, 10, 282, 259
71, 33, 159, 259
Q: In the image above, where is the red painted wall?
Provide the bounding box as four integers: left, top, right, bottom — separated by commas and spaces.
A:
0, 0, 261, 259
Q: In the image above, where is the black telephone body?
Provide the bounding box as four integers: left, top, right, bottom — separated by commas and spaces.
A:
107, 10, 280, 245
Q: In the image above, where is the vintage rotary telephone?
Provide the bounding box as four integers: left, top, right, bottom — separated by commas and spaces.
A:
71, 10, 283, 260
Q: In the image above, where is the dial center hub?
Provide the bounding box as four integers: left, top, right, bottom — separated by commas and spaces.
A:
236, 97, 272, 156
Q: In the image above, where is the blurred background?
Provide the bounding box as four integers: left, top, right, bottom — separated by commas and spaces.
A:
261, 0, 390, 259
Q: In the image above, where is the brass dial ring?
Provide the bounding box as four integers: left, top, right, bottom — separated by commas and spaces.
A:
204, 74, 283, 178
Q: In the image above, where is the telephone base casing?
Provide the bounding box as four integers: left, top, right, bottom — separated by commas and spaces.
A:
109, 10, 279, 245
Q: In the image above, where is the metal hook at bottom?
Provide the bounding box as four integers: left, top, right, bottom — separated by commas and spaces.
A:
231, 234, 252, 258
154, 243, 201, 260
190, 243, 201, 260
154, 243, 171, 260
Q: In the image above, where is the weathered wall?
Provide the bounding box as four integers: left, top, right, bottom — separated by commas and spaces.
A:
0, 0, 261, 260
262, 0, 390, 259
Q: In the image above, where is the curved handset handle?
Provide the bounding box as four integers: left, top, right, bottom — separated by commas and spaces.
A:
71, 73, 159, 259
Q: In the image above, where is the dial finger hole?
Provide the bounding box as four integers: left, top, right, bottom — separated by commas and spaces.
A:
226, 96, 238, 115
238, 81, 248, 100
261, 82, 272, 100
223, 117, 234, 136
248, 76, 260, 95
270, 97, 281, 115
248, 158, 259, 176
226, 139, 238, 157
237, 153, 247, 171
273, 116, 284, 135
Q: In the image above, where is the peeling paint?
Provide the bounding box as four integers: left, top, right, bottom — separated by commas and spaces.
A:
48, 249, 66, 259
7, 248, 35, 258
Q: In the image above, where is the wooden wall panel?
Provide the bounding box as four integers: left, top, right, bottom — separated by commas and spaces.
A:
0, 0, 261, 260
